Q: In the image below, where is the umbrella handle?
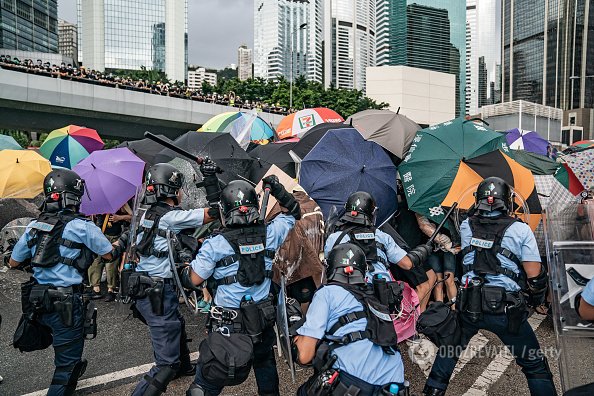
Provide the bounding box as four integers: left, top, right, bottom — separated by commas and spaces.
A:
463, 118, 490, 126
427, 202, 458, 245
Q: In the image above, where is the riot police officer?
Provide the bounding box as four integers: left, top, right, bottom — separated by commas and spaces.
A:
326, 191, 432, 288
423, 177, 557, 396
130, 161, 219, 396
293, 243, 409, 395
182, 175, 300, 396
8, 169, 120, 396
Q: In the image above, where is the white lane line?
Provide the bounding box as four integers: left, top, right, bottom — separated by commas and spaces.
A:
462, 314, 547, 396
451, 332, 490, 380
21, 351, 200, 396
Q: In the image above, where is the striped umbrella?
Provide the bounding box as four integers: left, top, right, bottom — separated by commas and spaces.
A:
276, 108, 344, 140
40, 125, 104, 169
198, 111, 275, 149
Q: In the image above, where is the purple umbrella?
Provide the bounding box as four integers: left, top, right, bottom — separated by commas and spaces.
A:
505, 128, 553, 157
74, 147, 145, 215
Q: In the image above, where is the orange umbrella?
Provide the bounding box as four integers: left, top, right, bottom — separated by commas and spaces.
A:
276, 108, 343, 140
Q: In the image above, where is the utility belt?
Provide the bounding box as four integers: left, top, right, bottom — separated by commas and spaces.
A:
207, 295, 276, 344
127, 271, 174, 316
457, 277, 527, 334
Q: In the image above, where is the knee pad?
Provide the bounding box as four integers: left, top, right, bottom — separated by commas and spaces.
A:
186, 383, 213, 396
143, 365, 178, 396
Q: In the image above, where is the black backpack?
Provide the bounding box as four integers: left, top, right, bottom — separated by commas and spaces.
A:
416, 301, 461, 348
199, 331, 253, 386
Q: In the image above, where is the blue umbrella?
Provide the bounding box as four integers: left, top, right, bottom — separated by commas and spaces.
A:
300, 128, 398, 225
0, 134, 23, 150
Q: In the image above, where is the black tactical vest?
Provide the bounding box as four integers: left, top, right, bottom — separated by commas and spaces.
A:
214, 224, 276, 288
27, 211, 95, 273
462, 214, 525, 287
333, 225, 387, 266
136, 202, 177, 258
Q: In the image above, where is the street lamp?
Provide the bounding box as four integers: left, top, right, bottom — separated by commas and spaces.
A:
290, 22, 308, 110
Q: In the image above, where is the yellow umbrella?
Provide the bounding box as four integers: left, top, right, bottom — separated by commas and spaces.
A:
0, 150, 52, 198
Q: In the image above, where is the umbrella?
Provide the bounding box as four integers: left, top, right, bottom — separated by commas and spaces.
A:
300, 128, 398, 225
554, 164, 585, 196
0, 135, 23, 150
0, 217, 35, 263
399, 118, 516, 225
117, 135, 170, 165
292, 122, 352, 160
346, 109, 421, 161
0, 150, 51, 198
198, 111, 275, 149
73, 148, 145, 215
40, 125, 104, 169
564, 140, 594, 154
505, 128, 554, 157
560, 149, 594, 191
276, 108, 344, 140
154, 131, 255, 184
248, 141, 298, 183
168, 157, 208, 210
512, 150, 559, 175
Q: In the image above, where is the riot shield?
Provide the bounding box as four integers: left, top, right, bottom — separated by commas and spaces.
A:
118, 184, 144, 306
165, 230, 195, 313
545, 202, 594, 393
276, 274, 296, 382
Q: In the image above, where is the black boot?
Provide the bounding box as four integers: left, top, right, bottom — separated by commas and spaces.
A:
423, 384, 446, 396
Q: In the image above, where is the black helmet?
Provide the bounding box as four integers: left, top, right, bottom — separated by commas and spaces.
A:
220, 180, 260, 227
42, 169, 85, 212
474, 177, 513, 213
144, 163, 184, 204
326, 243, 367, 285
340, 191, 377, 226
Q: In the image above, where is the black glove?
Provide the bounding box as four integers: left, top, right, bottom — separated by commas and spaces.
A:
200, 157, 219, 177
207, 205, 220, 219
262, 174, 282, 194
110, 242, 126, 262
262, 175, 301, 220
526, 267, 548, 308
180, 265, 203, 293
201, 175, 222, 205
287, 297, 304, 332
406, 243, 432, 267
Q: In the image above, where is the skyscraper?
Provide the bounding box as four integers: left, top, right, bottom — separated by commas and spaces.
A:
58, 19, 77, 64
324, 0, 376, 91
238, 44, 253, 81
466, 0, 502, 115
77, 0, 187, 82
502, 0, 594, 111
376, 0, 465, 115
253, 0, 323, 83
0, 0, 58, 53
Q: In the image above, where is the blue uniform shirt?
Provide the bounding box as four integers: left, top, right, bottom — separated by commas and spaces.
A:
191, 214, 295, 308
136, 207, 205, 278
460, 213, 541, 292
11, 215, 113, 287
325, 229, 407, 282
297, 284, 405, 385
581, 277, 594, 306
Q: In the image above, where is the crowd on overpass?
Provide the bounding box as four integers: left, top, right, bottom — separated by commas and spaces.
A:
0, 54, 291, 116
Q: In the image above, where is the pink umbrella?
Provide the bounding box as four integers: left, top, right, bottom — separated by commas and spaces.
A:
394, 282, 420, 342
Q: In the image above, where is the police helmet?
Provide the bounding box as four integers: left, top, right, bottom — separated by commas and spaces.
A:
144, 163, 184, 204
474, 177, 513, 213
42, 169, 85, 212
326, 243, 367, 285
220, 180, 260, 227
340, 191, 377, 226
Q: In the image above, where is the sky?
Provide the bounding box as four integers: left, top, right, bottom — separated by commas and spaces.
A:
58, 0, 254, 70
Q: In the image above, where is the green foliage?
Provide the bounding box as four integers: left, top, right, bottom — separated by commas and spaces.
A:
0, 129, 30, 148
212, 76, 388, 118
216, 67, 238, 82
39, 133, 49, 144
109, 66, 170, 84
103, 139, 121, 149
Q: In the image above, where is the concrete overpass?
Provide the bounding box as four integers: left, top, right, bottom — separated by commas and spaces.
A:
0, 67, 284, 140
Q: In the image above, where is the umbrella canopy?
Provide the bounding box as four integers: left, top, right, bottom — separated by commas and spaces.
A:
441, 150, 542, 230
154, 131, 255, 184
117, 135, 170, 165
40, 125, 104, 169
198, 111, 275, 148
276, 108, 344, 140
346, 109, 421, 160
0, 150, 51, 198
0, 217, 35, 262
505, 128, 553, 157
0, 135, 23, 150
249, 141, 298, 183
73, 148, 145, 215
399, 118, 515, 224
300, 128, 398, 225
554, 164, 585, 196
561, 149, 594, 191
292, 122, 352, 160
167, 157, 208, 210
512, 150, 559, 175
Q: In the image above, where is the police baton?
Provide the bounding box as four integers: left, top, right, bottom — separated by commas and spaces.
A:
427, 202, 458, 245
259, 185, 271, 223
143, 131, 256, 186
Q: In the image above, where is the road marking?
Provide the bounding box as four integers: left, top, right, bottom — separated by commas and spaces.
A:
21, 351, 200, 396
462, 314, 547, 396
451, 332, 490, 379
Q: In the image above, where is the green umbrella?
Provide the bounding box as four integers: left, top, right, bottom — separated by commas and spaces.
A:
0, 135, 24, 150
512, 150, 559, 175
399, 117, 510, 223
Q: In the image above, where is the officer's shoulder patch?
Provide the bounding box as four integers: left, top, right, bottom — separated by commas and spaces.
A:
141, 218, 155, 228
29, 221, 55, 232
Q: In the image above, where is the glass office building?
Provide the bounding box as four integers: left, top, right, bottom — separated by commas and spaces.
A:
376, 0, 466, 116
77, 0, 187, 82
0, 0, 58, 53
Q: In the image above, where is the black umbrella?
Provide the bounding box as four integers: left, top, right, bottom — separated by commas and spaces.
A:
292, 122, 351, 159
153, 132, 255, 184
248, 141, 298, 183
117, 135, 170, 165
